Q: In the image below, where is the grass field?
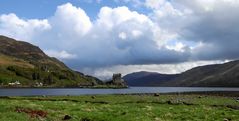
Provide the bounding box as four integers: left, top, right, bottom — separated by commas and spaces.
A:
0, 93, 238, 121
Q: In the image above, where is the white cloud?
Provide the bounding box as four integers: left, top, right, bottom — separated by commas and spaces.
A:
96, 6, 152, 30
148, 0, 239, 61
34, 3, 93, 51
145, 0, 166, 9
118, 32, 127, 40
1, 1, 239, 78
44, 50, 77, 60
0, 13, 50, 42
166, 42, 186, 52
0, 3, 202, 75
132, 30, 142, 38
50, 3, 92, 36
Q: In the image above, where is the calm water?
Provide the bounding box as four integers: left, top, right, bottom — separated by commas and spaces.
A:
0, 87, 239, 96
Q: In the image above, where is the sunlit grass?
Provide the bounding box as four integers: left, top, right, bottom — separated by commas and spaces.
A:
0, 94, 238, 121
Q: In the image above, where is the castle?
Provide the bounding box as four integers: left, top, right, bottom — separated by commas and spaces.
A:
107, 73, 126, 86
112, 73, 124, 85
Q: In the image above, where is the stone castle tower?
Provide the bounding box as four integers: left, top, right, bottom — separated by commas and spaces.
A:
112, 73, 125, 85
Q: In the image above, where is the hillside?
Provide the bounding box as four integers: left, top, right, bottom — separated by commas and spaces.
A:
124, 61, 239, 87
0, 35, 101, 87
123, 71, 179, 86
163, 60, 239, 87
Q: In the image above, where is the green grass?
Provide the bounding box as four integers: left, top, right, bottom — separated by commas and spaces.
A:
0, 94, 238, 121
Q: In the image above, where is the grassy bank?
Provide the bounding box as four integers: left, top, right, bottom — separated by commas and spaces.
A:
0, 93, 238, 121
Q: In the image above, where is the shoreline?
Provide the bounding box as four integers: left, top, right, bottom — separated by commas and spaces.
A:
0, 86, 239, 89
0, 86, 128, 89
0, 91, 238, 97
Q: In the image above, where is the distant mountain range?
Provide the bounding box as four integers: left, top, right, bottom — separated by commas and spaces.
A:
0, 35, 102, 87
123, 71, 179, 86
123, 60, 239, 87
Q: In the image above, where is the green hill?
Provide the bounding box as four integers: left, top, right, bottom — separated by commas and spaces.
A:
163, 60, 239, 87
124, 61, 239, 87
0, 35, 102, 87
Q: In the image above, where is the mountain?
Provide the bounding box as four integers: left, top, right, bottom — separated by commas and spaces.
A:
123, 61, 239, 87
123, 71, 179, 86
163, 60, 239, 87
0, 35, 102, 87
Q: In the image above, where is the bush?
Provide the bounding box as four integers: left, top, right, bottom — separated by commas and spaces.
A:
7, 66, 33, 80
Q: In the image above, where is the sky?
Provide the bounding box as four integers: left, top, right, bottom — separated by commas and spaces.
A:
0, 0, 238, 79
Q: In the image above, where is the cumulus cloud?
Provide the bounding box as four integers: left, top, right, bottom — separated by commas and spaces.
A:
35, 3, 93, 50
60, 5, 189, 69
147, 0, 239, 61
52, 3, 92, 36
3, 3, 181, 68
0, 13, 51, 42
179, 0, 239, 61
1, 1, 239, 78
44, 50, 77, 60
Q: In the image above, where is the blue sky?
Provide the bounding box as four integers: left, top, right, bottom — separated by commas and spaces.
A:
0, 0, 238, 78
0, 0, 149, 20
0, 0, 103, 19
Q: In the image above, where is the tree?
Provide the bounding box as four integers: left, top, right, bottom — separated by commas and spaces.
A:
44, 74, 53, 85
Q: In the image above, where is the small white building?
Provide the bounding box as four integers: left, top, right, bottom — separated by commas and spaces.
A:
8, 81, 21, 86
35, 82, 43, 87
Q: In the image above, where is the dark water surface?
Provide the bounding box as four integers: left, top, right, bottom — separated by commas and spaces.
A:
0, 87, 239, 96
